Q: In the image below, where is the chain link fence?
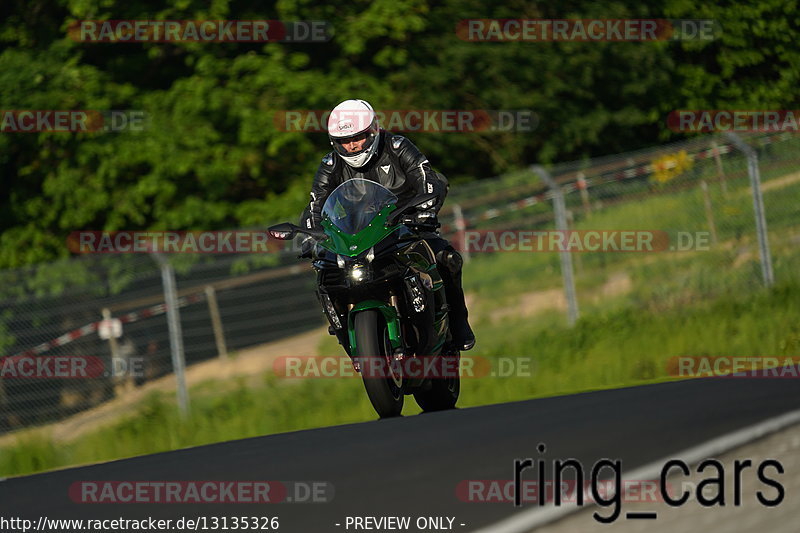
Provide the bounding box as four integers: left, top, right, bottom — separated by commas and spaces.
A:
0, 250, 323, 433
439, 131, 800, 323
2, 131, 798, 436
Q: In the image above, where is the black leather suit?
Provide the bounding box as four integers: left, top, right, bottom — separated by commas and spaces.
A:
300, 130, 473, 348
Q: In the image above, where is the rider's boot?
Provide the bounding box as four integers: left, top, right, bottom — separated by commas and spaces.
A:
437, 249, 475, 351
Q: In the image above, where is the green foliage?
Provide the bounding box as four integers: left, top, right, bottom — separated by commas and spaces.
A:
2, 0, 799, 269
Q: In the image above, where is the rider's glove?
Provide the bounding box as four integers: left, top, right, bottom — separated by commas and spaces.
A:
299, 235, 315, 258
405, 210, 437, 223
402, 210, 439, 229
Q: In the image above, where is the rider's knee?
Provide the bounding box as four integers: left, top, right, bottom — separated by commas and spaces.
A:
436, 248, 463, 274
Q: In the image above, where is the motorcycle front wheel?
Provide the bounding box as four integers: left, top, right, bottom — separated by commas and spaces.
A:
354, 310, 404, 418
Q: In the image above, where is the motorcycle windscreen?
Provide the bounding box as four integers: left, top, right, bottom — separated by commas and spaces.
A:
321, 178, 398, 235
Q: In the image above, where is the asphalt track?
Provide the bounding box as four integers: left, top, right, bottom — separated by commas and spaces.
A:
2, 376, 799, 532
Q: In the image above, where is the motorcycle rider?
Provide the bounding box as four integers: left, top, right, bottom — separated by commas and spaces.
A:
300, 99, 475, 351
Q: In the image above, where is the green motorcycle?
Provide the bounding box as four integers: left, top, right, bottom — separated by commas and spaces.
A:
269, 178, 460, 418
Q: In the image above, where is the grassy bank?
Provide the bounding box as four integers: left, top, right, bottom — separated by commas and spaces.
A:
3, 281, 798, 477
462, 173, 800, 309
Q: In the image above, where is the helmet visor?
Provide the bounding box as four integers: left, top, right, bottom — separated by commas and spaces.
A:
330, 123, 378, 158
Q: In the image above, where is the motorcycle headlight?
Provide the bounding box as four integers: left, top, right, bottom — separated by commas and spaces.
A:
348, 263, 371, 283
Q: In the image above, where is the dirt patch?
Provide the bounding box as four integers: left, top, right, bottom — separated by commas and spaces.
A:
761, 170, 800, 192
486, 272, 632, 324
589, 271, 633, 305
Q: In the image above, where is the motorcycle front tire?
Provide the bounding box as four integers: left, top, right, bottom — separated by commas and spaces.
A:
354, 310, 404, 418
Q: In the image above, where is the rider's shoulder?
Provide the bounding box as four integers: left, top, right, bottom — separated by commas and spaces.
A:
388, 134, 407, 151
386, 133, 424, 155
321, 152, 335, 167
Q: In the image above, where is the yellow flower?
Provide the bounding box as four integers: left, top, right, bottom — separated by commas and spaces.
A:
651, 150, 693, 184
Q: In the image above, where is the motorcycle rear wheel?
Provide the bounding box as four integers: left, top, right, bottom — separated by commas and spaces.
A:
413, 350, 460, 412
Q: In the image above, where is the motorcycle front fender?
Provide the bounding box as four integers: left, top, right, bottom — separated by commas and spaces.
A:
347, 300, 402, 356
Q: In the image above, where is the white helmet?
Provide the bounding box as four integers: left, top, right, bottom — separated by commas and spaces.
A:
327, 99, 380, 168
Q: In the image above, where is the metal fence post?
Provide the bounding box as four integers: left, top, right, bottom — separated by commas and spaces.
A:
577, 172, 592, 216
205, 285, 228, 360
700, 180, 718, 245
711, 140, 728, 195
151, 253, 190, 416
723, 133, 775, 287
100, 307, 127, 395
101, 307, 121, 364
452, 204, 470, 263
0, 372, 7, 425
532, 165, 580, 326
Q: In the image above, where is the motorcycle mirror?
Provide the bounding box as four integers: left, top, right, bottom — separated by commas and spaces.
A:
268, 222, 298, 240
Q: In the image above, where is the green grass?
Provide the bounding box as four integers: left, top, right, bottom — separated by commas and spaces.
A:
461, 173, 800, 310
460, 282, 800, 404
0, 375, 382, 477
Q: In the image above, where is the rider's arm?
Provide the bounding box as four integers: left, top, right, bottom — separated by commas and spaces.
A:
393, 135, 448, 214
300, 153, 338, 230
